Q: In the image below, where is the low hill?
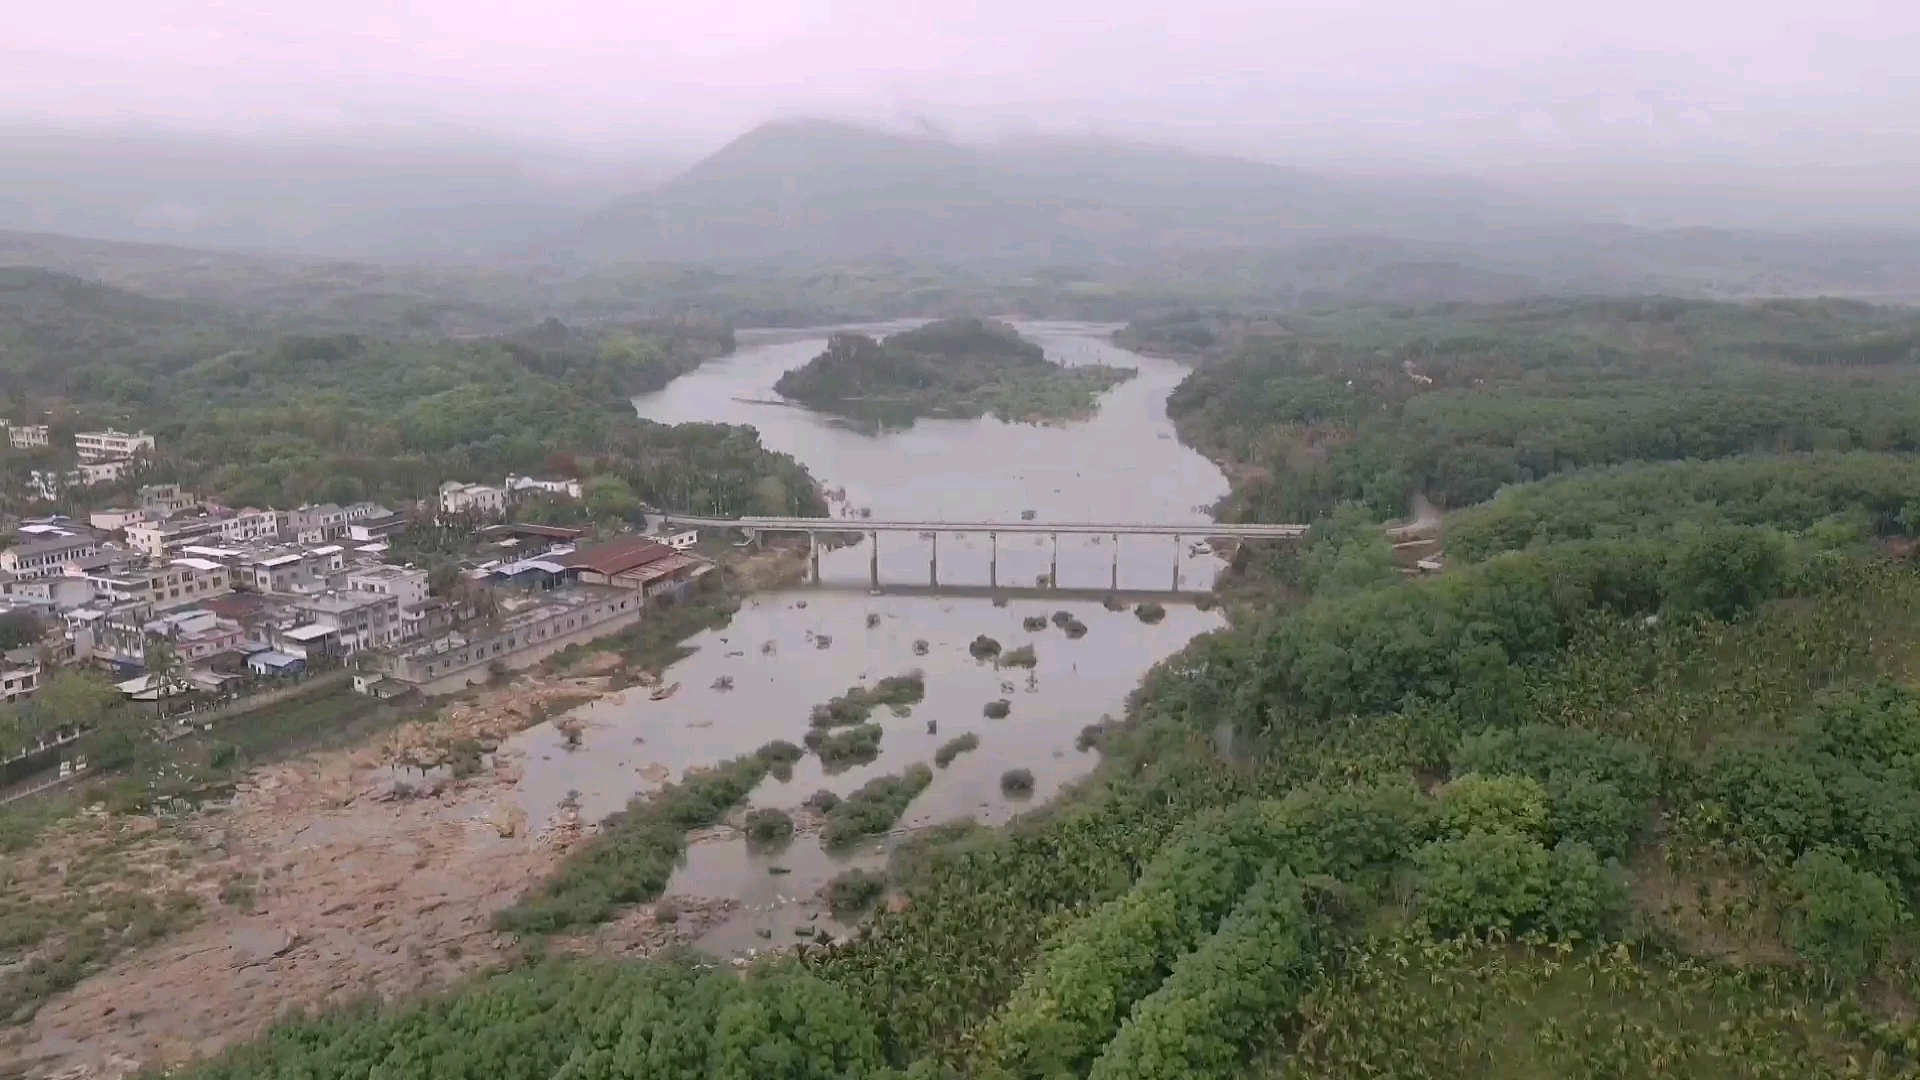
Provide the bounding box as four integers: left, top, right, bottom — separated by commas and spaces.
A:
773, 316, 1134, 426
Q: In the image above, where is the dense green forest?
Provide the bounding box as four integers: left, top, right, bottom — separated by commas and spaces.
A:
0, 269, 822, 515
148, 292, 1920, 1079
773, 317, 1134, 427
1163, 296, 1920, 522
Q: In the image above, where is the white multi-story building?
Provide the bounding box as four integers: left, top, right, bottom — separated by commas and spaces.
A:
345, 564, 430, 614
78, 458, 135, 486
5, 422, 49, 449
505, 475, 584, 500
81, 557, 231, 612
0, 535, 102, 579
125, 516, 228, 557
219, 508, 280, 543
75, 429, 155, 463
90, 507, 148, 531
439, 481, 508, 519
1, 660, 40, 703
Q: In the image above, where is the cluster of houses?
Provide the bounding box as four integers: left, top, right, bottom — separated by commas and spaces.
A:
0, 479, 713, 706
3, 423, 158, 500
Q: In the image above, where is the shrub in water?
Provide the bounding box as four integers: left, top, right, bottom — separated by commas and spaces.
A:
821, 764, 935, 849
826, 868, 888, 917
934, 732, 981, 767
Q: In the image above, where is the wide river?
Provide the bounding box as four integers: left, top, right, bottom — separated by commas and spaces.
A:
506, 322, 1231, 953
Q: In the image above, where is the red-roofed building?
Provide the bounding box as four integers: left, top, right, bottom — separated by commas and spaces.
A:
562, 538, 710, 597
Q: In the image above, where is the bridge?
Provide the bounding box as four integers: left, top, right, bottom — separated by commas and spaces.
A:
658, 514, 1308, 591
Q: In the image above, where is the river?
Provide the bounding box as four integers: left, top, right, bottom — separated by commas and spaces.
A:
505, 322, 1232, 954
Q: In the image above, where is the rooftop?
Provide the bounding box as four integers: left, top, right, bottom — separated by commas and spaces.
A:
564, 538, 674, 577
6, 534, 101, 557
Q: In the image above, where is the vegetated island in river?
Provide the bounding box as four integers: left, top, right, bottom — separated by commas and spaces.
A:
773, 316, 1135, 427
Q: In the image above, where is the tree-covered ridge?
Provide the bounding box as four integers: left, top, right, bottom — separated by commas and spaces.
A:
1165, 296, 1920, 522
0, 275, 820, 515
1445, 452, 1920, 561
773, 317, 1134, 427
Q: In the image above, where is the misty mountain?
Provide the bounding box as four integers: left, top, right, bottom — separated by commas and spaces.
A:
0, 125, 679, 260
570, 119, 1565, 263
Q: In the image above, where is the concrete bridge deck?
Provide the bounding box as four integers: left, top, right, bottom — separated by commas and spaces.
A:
660, 513, 1307, 591
658, 514, 1308, 540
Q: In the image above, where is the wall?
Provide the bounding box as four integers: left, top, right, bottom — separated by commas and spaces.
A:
410, 605, 643, 696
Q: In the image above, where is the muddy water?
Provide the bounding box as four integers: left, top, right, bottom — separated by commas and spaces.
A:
505, 322, 1231, 954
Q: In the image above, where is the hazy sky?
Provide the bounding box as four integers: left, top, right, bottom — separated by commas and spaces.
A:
5, 0, 1919, 168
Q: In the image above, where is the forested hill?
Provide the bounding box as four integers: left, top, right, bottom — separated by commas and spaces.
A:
0, 271, 819, 516
1163, 295, 1920, 522
773, 316, 1134, 426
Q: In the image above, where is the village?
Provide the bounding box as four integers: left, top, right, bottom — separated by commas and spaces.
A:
0, 423, 715, 776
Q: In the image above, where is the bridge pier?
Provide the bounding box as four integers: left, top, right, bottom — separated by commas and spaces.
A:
1050, 533, 1058, 591
929, 532, 939, 589
869, 531, 879, 590
989, 532, 998, 591
1171, 534, 1181, 593
808, 531, 820, 584
1111, 533, 1120, 592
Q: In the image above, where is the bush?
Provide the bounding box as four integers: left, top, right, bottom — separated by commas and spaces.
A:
803, 789, 841, 813
983, 699, 1012, 719
1438, 774, 1549, 840
1414, 831, 1622, 939
1788, 847, 1899, 976
1134, 602, 1167, 624
1451, 725, 1656, 857
810, 672, 927, 728
934, 732, 981, 768
1000, 769, 1035, 797
821, 764, 934, 849
1022, 615, 1049, 631
826, 868, 888, 917
1051, 610, 1075, 628
969, 635, 1002, 659
743, 808, 795, 850
806, 723, 884, 772
755, 739, 804, 765
1063, 618, 1088, 638
1661, 524, 1788, 620
1000, 644, 1038, 669
1414, 830, 1550, 936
